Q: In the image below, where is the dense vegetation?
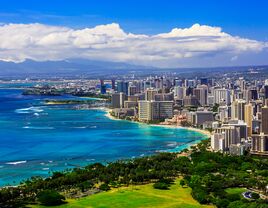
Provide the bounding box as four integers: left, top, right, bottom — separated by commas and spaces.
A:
0, 140, 267, 207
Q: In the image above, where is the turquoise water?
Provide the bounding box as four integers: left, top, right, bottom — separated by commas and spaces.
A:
0, 88, 207, 186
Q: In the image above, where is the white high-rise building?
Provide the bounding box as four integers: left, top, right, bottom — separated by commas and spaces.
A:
138, 100, 173, 121
213, 89, 231, 105
174, 86, 184, 99
211, 133, 225, 151
231, 99, 246, 120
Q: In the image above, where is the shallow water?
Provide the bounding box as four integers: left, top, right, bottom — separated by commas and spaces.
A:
0, 88, 206, 186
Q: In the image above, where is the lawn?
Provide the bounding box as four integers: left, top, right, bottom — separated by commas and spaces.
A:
225, 187, 247, 195
30, 179, 214, 208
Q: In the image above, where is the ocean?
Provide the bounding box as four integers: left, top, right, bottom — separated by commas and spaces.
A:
0, 87, 207, 186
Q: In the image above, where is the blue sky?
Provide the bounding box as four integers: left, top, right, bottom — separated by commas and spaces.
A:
0, 0, 267, 67
1, 0, 268, 40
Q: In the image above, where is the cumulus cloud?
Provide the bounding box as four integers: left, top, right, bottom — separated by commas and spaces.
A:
0, 23, 267, 67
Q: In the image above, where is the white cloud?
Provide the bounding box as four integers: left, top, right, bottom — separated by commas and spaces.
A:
0, 23, 267, 67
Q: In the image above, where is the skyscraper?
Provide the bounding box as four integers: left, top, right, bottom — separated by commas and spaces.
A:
111, 93, 127, 108
117, 81, 129, 95
213, 89, 231, 105
244, 103, 253, 136
264, 85, 268, 99
231, 99, 246, 120
261, 106, 268, 134
193, 86, 208, 106
138, 100, 173, 121
145, 89, 158, 101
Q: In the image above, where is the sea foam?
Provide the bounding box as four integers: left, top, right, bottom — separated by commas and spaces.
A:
6, 160, 27, 165
15, 107, 44, 114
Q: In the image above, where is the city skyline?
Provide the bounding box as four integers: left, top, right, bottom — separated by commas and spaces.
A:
0, 0, 268, 68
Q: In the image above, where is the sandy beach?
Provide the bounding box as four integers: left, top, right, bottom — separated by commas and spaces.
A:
101, 108, 211, 138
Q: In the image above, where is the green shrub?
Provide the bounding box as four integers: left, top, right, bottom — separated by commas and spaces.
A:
251, 192, 260, 200
37, 190, 65, 206
99, 183, 111, 191
153, 182, 169, 190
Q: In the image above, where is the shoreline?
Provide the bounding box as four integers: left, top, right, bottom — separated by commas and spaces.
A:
102, 108, 211, 137
100, 108, 211, 152
0, 107, 209, 188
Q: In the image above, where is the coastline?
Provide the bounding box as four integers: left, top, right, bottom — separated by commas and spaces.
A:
102, 108, 210, 136
101, 108, 211, 152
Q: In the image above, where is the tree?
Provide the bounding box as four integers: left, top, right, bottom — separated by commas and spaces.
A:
153, 182, 169, 190
251, 192, 260, 200
37, 190, 65, 206
99, 183, 111, 191
180, 179, 186, 187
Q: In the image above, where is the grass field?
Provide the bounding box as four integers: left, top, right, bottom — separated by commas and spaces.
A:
225, 187, 247, 195
30, 179, 214, 208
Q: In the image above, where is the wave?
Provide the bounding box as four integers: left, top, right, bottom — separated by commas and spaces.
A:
166, 142, 178, 147
42, 168, 49, 170
6, 160, 27, 165
15, 107, 44, 114
23, 126, 54, 130
86, 158, 95, 161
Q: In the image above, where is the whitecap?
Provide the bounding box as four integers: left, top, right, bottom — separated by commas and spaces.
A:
86, 159, 95, 161
23, 126, 54, 130
6, 160, 27, 165
42, 168, 49, 170
90, 126, 97, 128
166, 142, 178, 147
15, 107, 44, 114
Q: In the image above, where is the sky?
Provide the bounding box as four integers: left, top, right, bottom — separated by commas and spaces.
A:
0, 0, 268, 68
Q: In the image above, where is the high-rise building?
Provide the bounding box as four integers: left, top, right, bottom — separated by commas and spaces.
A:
111, 79, 116, 90
174, 86, 184, 99
154, 93, 174, 101
261, 106, 268, 134
213, 89, 231, 105
100, 79, 106, 94
223, 120, 248, 141
248, 89, 258, 101
211, 132, 225, 151
215, 126, 240, 151
193, 86, 208, 106
200, 78, 208, 85
128, 85, 137, 96
111, 93, 127, 108
138, 100, 173, 121
264, 85, 268, 99
174, 79, 183, 87
244, 103, 253, 136
195, 111, 214, 126
183, 95, 199, 106
145, 89, 158, 101
231, 99, 246, 120
251, 133, 268, 154
117, 81, 129, 95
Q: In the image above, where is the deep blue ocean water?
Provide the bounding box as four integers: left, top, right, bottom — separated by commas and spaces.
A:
0, 87, 207, 186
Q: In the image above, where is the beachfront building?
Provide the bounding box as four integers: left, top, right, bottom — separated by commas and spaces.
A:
195, 111, 214, 126
251, 133, 268, 155
111, 92, 127, 108
138, 100, 173, 122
